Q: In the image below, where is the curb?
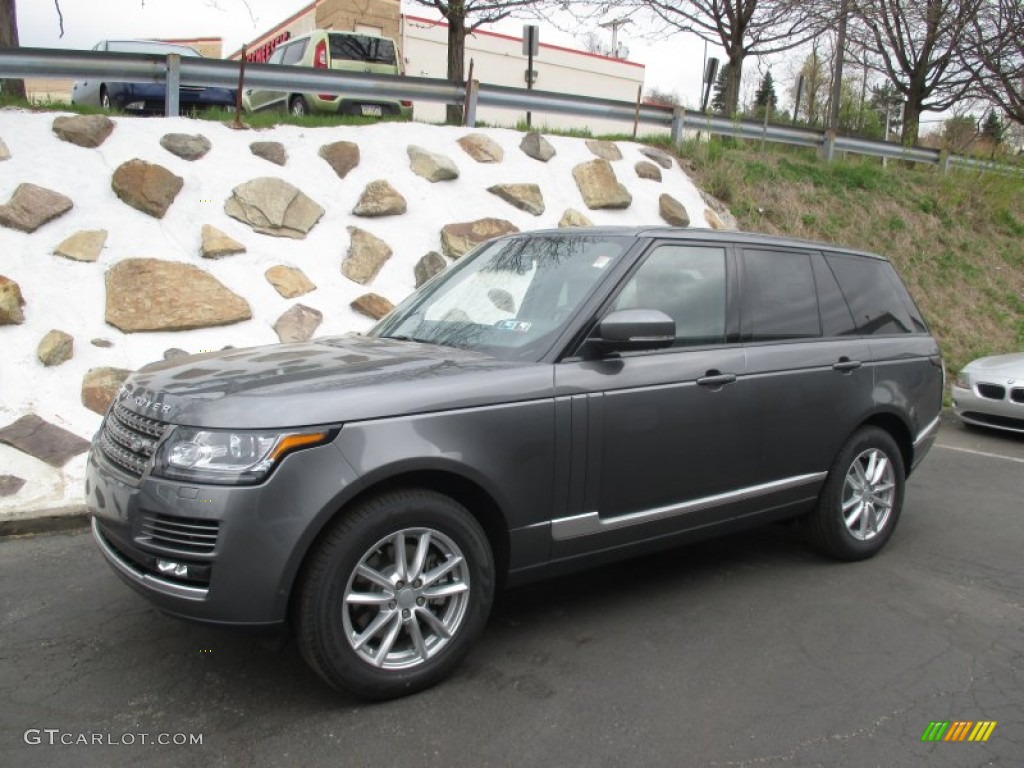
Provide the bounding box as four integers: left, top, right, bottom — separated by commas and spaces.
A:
0, 507, 89, 538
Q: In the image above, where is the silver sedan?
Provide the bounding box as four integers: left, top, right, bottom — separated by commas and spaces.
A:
953, 352, 1024, 434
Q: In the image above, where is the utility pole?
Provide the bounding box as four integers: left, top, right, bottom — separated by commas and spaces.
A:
599, 16, 631, 58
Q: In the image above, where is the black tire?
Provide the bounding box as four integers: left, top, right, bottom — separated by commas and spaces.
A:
295, 489, 494, 700
289, 96, 307, 116
100, 86, 111, 110
805, 427, 906, 561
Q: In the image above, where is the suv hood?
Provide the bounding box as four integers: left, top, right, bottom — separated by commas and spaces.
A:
121, 335, 552, 429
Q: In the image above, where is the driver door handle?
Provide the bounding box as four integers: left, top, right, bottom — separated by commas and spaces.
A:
697, 371, 737, 387
832, 357, 863, 372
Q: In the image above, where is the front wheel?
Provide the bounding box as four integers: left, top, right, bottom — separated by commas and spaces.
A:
100, 86, 111, 110
295, 489, 494, 699
289, 96, 308, 116
805, 427, 905, 561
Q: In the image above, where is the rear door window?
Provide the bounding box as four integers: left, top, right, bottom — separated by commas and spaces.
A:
811, 253, 858, 336
329, 34, 397, 65
825, 253, 916, 334
740, 249, 821, 341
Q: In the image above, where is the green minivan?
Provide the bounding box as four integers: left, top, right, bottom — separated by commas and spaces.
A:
243, 29, 413, 119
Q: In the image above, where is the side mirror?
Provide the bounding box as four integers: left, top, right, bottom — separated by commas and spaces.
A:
591, 309, 675, 353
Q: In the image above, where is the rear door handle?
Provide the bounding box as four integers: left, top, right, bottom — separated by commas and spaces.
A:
832, 358, 863, 372
697, 372, 737, 387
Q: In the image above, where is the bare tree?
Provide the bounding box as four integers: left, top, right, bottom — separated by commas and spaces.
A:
636, 0, 827, 117
1, 0, 27, 99
962, 0, 1024, 127
849, 0, 983, 144
408, 1, 554, 123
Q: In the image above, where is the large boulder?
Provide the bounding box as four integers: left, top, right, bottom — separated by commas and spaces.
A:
586, 139, 622, 161
640, 146, 674, 169
54, 229, 107, 262
705, 209, 727, 230
274, 304, 322, 343
352, 180, 407, 217
0, 183, 74, 233
111, 159, 183, 219
572, 160, 632, 210
558, 208, 593, 228
0, 414, 91, 466
37, 329, 74, 367
635, 161, 663, 182
200, 224, 246, 258
0, 475, 25, 497
81, 368, 132, 415
408, 145, 459, 182
659, 193, 690, 227
519, 132, 556, 162
250, 141, 288, 166
224, 177, 324, 239
440, 218, 519, 259
52, 114, 115, 148
319, 141, 360, 178
487, 184, 544, 216
105, 258, 252, 332
0, 275, 26, 325
701, 191, 739, 230
160, 132, 212, 161
414, 251, 447, 287
265, 265, 316, 298
342, 227, 392, 285
0, 137, 10, 161
351, 293, 395, 320
457, 133, 503, 163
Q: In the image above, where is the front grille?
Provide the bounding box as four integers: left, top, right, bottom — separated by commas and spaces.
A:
139, 513, 219, 555
976, 383, 1006, 400
1011, 388, 1024, 404
97, 402, 169, 480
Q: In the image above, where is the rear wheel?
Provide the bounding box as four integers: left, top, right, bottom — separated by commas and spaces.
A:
805, 427, 905, 561
100, 86, 111, 110
296, 489, 494, 699
289, 96, 308, 116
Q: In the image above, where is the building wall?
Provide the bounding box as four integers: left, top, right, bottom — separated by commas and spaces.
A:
161, 38, 224, 59
402, 16, 646, 134
24, 78, 71, 104
317, 0, 399, 41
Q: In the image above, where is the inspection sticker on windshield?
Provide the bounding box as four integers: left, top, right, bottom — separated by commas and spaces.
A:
496, 320, 532, 332
592, 255, 612, 269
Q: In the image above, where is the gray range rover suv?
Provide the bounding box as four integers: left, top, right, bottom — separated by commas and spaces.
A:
87, 228, 943, 699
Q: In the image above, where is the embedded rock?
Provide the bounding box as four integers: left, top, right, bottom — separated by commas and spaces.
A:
414, 251, 447, 287
659, 193, 690, 226
572, 160, 632, 210
635, 161, 662, 182
54, 229, 107, 262
586, 139, 622, 161
352, 180, 407, 217
519, 132, 556, 162
0, 137, 9, 161
81, 368, 132, 415
701, 191, 738, 230
250, 141, 288, 166
640, 146, 673, 169
457, 133, 503, 163
274, 304, 322, 343
160, 132, 212, 161
319, 141, 360, 179
0, 275, 26, 325
265, 265, 316, 298
37, 330, 74, 367
91, 338, 113, 348
163, 348, 189, 360
440, 218, 519, 259
200, 224, 246, 258
111, 159, 183, 219
407, 145, 459, 182
705, 209, 727, 230
487, 184, 544, 216
224, 177, 324, 239
351, 293, 395, 320
0, 475, 26, 497
105, 258, 252, 332
0, 183, 74, 233
559, 208, 593, 228
52, 114, 115, 148
342, 227, 392, 285
0, 414, 91, 466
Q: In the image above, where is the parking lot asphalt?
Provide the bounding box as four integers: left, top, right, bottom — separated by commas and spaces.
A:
1, 420, 1022, 768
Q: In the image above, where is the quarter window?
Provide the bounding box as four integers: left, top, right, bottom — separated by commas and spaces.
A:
740, 250, 821, 341
826, 254, 915, 335
279, 40, 308, 66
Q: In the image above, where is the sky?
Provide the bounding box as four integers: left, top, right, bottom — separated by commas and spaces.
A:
15, 0, 718, 108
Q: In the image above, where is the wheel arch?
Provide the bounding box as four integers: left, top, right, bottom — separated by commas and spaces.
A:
856, 411, 914, 476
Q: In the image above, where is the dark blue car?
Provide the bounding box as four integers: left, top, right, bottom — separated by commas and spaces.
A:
71, 40, 236, 114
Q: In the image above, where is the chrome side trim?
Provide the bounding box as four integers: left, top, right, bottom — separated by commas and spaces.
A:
913, 415, 941, 447
550, 472, 828, 541
91, 517, 209, 602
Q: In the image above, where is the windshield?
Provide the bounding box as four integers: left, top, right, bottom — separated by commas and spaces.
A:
371, 234, 631, 361
105, 40, 201, 57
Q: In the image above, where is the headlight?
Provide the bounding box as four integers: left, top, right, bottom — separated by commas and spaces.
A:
154, 427, 334, 485
954, 371, 971, 390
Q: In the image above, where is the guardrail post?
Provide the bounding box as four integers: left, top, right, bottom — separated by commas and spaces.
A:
464, 79, 479, 128
939, 151, 952, 175
165, 54, 181, 117
821, 129, 836, 162
671, 106, 684, 146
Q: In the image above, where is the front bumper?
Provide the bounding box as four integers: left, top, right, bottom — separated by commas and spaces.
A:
952, 385, 1024, 433
86, 439, 358, 627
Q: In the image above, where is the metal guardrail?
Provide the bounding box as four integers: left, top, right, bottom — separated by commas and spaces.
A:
1, 47, 1021, 177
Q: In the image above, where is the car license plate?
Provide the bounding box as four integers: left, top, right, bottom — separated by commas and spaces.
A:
360, 104, 383, 117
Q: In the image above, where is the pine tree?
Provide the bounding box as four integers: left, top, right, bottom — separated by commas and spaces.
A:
710, 63, 731, 114
754, 71, 777, 110
981, 111, 1004, 144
